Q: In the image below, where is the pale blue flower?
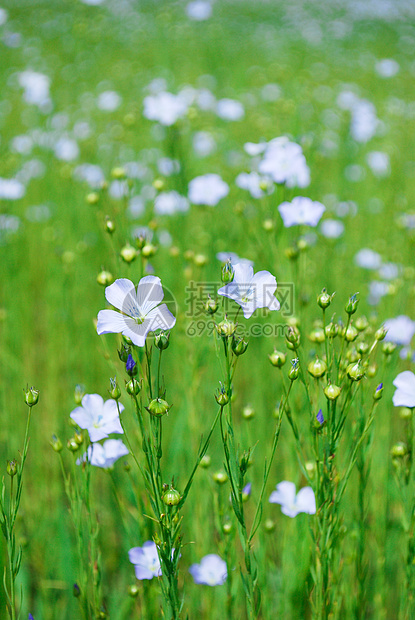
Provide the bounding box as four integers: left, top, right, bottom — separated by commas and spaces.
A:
392, 371, 415, 408
278, 197, 325, 228
77, 439, 129, 468
70, 394, 123, 443
189, 554, 227, 585
218, 263, 280, 319
129, 541, 161, 580
269, 481, 316, 518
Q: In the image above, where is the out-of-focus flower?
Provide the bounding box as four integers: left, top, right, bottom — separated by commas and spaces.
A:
188, 173, 229, 206
354, 248, 382, 270
350, 99, 378, 143
97, 90, 122, 111
384, 316, 415, 346
216, 98, 245, 121
192, 131, 216, 157
320, 219, 344, 238
392, 371, 415, 408
97, 277, 176, 346
235, 171, 273, 198
366, 151, 390, 177
18, 71, 51, 109
216, 252, 253, 267
78, 439, 129, 468
186, 0, 212, 21
258, 137, 310, 188
375, 59, 400, 78
154, 191, 189, 215
70, 394, 124, 443
129, 541, 161, 580
189, 554, 227, 585
269, 481, 316, 518
218, 262, 280, 319
278, 197, 325, 227
143, 92, 189, 126
0, 178, 25, 200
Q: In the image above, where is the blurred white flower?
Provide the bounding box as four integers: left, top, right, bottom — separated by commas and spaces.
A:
10, 135, 33, 155
320, 219, 344, 238
350, 100, 378, 143
216, 98, 245, 121
143, 92, 189, 126
354, 248, 382, 270
186, 0, 212, 20
18, 71, 51, 109
73, 164, 105, 189
384, 315, 415, 346
189, 555, 227, 585
97, 90, 122, 111
392, 371, 415, 408
244, 141, 267, 156
80, 440, 129, 468
278, 197, 325, 227
54, 137, 79, 161
0, 8, 8, 25
366, 151, 390, 177
188, 173, 229, 206
216, 252, 253, 267
269, 481, 316, 518
154, 191, 189, 215
368, 280, 389, 306
235, 171, 272, 199
375, 59, 399, 78
258, 137, 310, 188
193, 131, 216, 157
0, 178, 25, 200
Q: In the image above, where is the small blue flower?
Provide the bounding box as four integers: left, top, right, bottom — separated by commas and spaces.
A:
316, 409, 324, 425
126, 354, 136, 375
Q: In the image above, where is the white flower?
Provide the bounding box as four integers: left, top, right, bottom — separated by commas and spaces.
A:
243, 141, 267, 156
216, 252, 253, 268
320, 219, 344, 238
97, 277, 176, 347
143, 92, 188, 126
218, 263, 280, 319
350, 100, 378, 143
54, 137, 79, 161
81, 440, 129, 468
278, 197, 325, 228
189, 554, 227, 586
366, 151, 390, 177
269, 481, 316, 518
186, 0, 212, 21
129, 541, 161, 580
384, 316, 415, 346
235, 172, 273, 199
97, 91, 122, 111
354, 248, 382, 270
18, 71, 51, 108
258, 137, 310, 188
154, 191, 189, 215
188, 173, 229, 206
216, 98, 245, 121
392, 371, 415, 408
0, 178, 25, 200
193, 131, 216, 157
70, 394, 124, 443
73, 164, 105, 189
375, 59, 399, 78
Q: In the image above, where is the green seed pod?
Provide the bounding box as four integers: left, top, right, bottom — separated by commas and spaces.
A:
7, 459, 18, 477
213, 471, 228, 485
50, 434, 63, 453
97, 270, 114, 286
105, 216, 115, 234
324, 384, 341, 400
109, 378, 121, 400
162, 487, 181, 506
215, 385, 229, 406
222, 522, 232, 535
345, 325, 358, 342
382, 342, 397, 356
286, 326, 300, 348
309, 327, 325, 343
25, 387, 39, 407
264, 519, 275, 533
399, 407, 413, 420
126, 378, 141, 396
232, 336, 248, 356
146, 398, 171, 417
200, 454, 211, 468
141, 243, 157, 258
153, 178, 164, 191
74, 432, 83, 446
242, 405, 255, 420
111, 166, 126, 180
67, 438, 79, 453
317, 289, 333, 309
367, 363, 377, 378
120, 244, 137, 263
391, 442, 407, 458
345, 293, 359, 316
325, 322, 338, 339
155, 331, 170, 350
289, 359, 300, 381
356, 341, 369, 355
375, 326, 387, 341
347, 360, 365, 381
268, 350, 286, 368
355, 316, 369, 332
205, 296, 218, 315
307, 358, 327, 379
128, 584, 139, 598
86, 192, 99, 205
216, 317, 236, 337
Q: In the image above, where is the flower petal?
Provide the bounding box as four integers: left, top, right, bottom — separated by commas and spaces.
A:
145, 304, 176, 332
97, 309, 129, 335
269, 481, 296, 506
295, 487, 316, 515
233, 262, 254, 284
104, 278, 136, 311
135, 276, 164, 316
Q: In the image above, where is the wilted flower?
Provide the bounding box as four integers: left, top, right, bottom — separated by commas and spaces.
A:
129, 541, 161, 580
278, 197, 325, 228
70, 394, 124, 443
97, 277, 176, 347
392, 371, 415, 408
188, 173, 229, 206
218, 263, 280, 319
269, 481, 316, 518
189, 554, 227, 585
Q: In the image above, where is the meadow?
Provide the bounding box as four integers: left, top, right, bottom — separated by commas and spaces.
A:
0, 1, 415, 618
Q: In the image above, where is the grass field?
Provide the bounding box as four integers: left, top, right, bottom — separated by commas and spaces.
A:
0, 1, 415, 618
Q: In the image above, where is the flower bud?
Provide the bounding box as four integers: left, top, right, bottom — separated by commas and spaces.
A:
86, 192, 99, 205
391, 442, 407, 458
73, 583, 81, 598
308, 328, 325, 344
317, 289, 334, 309
285, 246, 299, 261
153, 178, 164, 191
367, 363, 377, 378
221, 261, 234, 284
242, 405, 255, 420
146, 398, 171, 417
345, 293, 359, 316
315, 409, 324, 428
141, 243, 157, 258
307, 358, 327, 379
126, 378, 141, 396
213, 471, 228, 485
126, 354, 137, 377
346, 348, 359, 363
289, 358, 300, 381
286, 326, 300, 349
162, 487, 181, 506
194, 253, 208, 267
264, 519, 275, 533
200, 454, 211, 468
222, 522, 232, 535
355, 316, 369, 332
111, 167, 126, 180
155, 331, 170, 350
67, 438, 79, 452
262, 218, 274, 231
345, 325, 358, 342
128, 584, 139, 598
97, 270, 114, 286
216, 317, 236, 338
109, 378, 121, 400
373, 383, 383, 400
50, 434, 63, 452
205, 296, 218, 315
356, 341, 369, 355
375, 326, 387, 341
120, 244, 137, 263
118, 344, 131, 363
25, 387, 39, 407
215, 384, 229, 406
324, 384, 341, 400
305, 461, 316, 479
232, 336, 248, 356
382, 342, 396, 356
325, 322, 338, 338
347, 360, 365, 381
7, 459, 17, 477
105, 216, 115, 234
269, 350, 286, 368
